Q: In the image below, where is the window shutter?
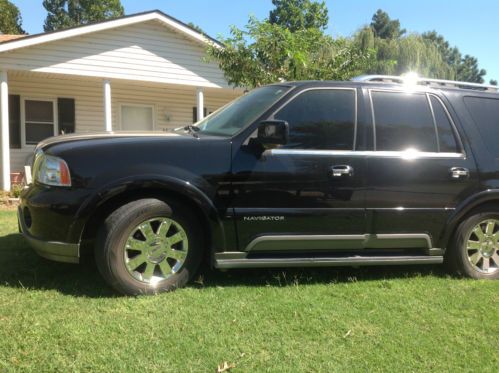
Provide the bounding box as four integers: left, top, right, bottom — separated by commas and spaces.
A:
8, 95, 21, 149
192, 107, 208, 123
58, 98, 75, 134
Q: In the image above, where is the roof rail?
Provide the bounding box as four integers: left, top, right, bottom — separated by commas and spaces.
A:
352, 74, 499, 93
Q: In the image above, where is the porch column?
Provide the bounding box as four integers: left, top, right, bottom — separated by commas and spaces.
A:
0, 69, 10, 192
103, 79, 112, 131
196, 87, 204, 121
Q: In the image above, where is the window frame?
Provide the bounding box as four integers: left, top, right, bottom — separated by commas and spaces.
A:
368, 88, 465, 157
21, 97, 58, 148
268, 87, 358, 151
119, 103, 156, 131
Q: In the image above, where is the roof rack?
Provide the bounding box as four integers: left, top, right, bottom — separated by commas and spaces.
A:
352, 74, 498, 93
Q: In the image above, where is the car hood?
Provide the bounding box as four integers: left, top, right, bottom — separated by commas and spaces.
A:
37, 131, 185, 149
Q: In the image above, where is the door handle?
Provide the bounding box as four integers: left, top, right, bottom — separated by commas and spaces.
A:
331, 165, 354, 177
450, 167, 469, 179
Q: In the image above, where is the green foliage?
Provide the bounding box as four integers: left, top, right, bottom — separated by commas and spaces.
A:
356, 11, 488, 83
491, 79, 498, 86
0, 0, 25, 34
269, 0, 329, 31
187, 22, 204, 35
370, 9, 405, 39
43, 0, 124, 32
208, 17, 373, 89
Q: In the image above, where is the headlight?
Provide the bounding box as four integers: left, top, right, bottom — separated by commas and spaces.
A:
33, 153, 71, 187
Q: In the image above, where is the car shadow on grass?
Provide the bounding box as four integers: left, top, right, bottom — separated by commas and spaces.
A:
0, 232, 451, 297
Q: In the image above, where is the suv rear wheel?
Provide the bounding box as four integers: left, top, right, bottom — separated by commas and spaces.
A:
448, 210, 499, 279
95, 198, 203, 295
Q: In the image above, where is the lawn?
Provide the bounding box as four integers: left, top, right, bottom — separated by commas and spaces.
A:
0, 209, 497, 372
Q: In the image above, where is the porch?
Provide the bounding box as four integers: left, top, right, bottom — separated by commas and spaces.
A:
0, 70, 239, 190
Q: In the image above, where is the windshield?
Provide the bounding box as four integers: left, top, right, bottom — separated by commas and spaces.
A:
196, 85, 291, 136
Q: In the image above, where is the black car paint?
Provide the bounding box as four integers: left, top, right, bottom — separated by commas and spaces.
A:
19, 81, 499, 263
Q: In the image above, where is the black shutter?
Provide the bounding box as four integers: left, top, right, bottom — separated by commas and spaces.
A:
8, 95, 21, 149
192, 107, 208, 123
58, 98, 75, 134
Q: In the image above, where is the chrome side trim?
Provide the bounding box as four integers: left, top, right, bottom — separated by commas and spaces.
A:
245, 233, 433, 252
215, 255, 444, 269
269, 149, 465, 159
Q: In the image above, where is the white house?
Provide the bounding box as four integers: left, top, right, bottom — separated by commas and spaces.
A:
0, 10, 242, 191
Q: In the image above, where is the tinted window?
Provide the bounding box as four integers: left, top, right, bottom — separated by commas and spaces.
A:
430, 96, 459, 153
372, 91, 437, 152
274, 89, 356, 150
464, 97, 499, 157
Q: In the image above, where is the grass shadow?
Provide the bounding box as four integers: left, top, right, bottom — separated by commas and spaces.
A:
0, 231, 451, 297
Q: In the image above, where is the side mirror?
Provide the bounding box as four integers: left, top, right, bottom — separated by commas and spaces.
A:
257, 120, 289, 146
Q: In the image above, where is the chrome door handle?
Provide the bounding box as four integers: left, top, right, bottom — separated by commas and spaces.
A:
450, 167, 469, 179
331, 165, 354, 177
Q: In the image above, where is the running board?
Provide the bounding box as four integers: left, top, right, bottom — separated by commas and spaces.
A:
214, 255, 443, 269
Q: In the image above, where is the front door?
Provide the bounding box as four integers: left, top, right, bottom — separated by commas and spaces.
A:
120, 104, 154, 131
231, 87, 367, 253
364, 89, 479, 249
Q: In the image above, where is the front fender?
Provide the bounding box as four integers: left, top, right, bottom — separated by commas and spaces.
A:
68, 174, 226, 253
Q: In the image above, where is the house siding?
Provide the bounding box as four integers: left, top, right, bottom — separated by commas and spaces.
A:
0, 20, 228, 88
7, 73, 240, 172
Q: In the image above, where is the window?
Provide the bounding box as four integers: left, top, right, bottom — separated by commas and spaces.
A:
24, 100, 55, 145
274, 89, 356, 150
372, 91, 437, 152
429, 96, 459, 153
121, 104, 154, 131
464, 96, 499, 157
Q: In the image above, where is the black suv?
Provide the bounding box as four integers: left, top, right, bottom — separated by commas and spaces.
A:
19, 75, 499, 294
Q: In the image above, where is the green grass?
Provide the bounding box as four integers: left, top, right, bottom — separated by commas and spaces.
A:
0, 209, 497, 372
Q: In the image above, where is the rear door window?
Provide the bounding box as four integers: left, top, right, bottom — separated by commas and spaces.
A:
464, 97, 499, 157
371, 91, 437, 152
429, 95, 460, 153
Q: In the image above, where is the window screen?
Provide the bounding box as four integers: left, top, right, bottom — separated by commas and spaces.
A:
274, 89, 356, 150
372, 91, 437, 152
25, 100, 55, 145
464, 96, 499, 157
430, 96, 459, 153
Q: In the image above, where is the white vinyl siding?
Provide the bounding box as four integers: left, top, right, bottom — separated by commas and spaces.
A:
0, 21, 228, 88
7, 72, 240, 172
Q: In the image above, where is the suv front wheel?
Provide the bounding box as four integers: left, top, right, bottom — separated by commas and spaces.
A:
448, 210, 499, 279
95, 198, 204, 295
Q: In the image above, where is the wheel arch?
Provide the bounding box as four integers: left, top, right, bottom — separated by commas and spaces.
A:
439, 189, 499, 249
72, 175, 226, 262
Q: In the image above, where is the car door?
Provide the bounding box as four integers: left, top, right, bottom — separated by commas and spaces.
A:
364, 88, 479, 251
231, 87, 368, 253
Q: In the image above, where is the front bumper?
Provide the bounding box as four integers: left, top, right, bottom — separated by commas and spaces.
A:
18, 206, 80, 264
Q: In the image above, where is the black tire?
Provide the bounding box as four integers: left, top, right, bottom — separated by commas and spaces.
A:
446, 209, 499, 280
95, 198, 204, 295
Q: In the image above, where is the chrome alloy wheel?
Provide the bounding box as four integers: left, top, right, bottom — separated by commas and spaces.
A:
124, 217, 189, 284
465, 219, 499, 274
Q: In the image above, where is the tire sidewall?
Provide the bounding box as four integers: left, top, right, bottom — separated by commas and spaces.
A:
97, 199, 203, 295
454, 211, 499, 280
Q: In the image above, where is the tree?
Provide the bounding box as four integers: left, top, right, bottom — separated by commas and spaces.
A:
456, 55, 486, 83
187, 22, 204, 35
491, 79, 498, 86
269, 0, 328, 31
208, 17, 373, 89
370, 9, 405, 39
0, 0, 25, 34
43, 0, 124, 31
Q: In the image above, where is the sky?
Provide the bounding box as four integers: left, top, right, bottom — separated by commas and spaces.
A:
9, 0, 499, 82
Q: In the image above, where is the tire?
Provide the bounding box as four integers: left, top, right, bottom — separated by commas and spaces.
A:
95, 198, 204, 295
446, 209, 499, 279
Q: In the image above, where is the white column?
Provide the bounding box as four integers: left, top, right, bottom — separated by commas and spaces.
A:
0, 69, 10, 192
196, 87, 204, 122
103, 79, 112, 131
